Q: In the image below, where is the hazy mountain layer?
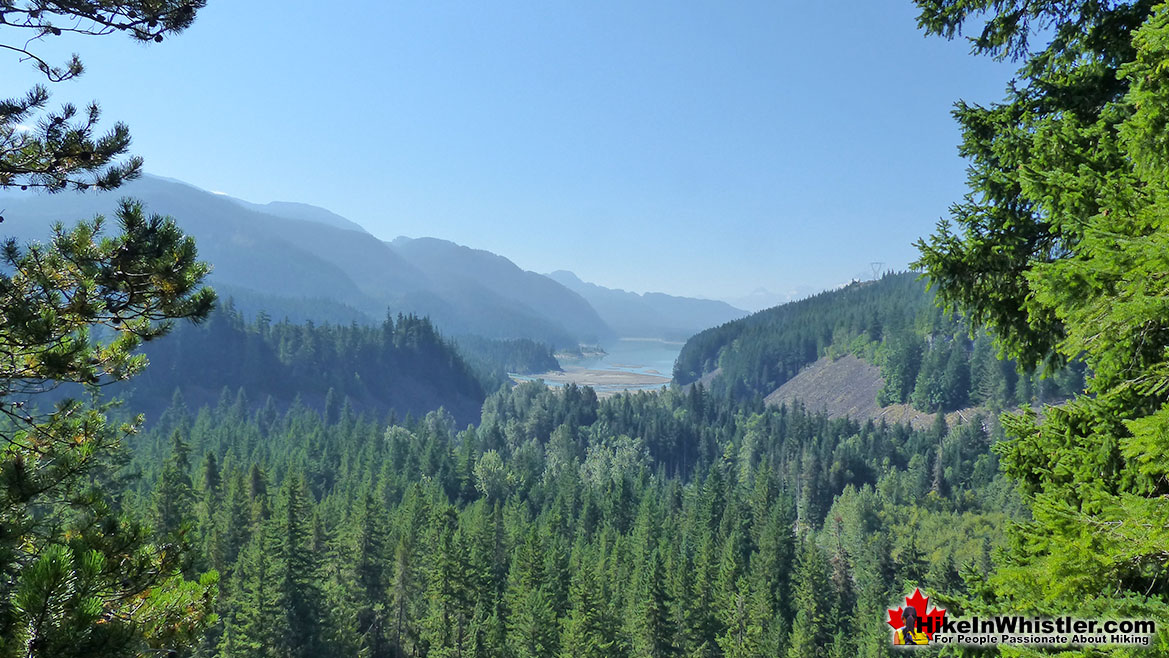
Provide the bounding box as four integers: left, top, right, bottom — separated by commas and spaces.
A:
546, 270, 746, 340
227, 197, 370, 233
392, 238, 613, 346
1, 176, 609, 347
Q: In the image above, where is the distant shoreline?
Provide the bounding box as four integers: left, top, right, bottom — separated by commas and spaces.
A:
614, 337, 687, 346
512, 366, 671, 398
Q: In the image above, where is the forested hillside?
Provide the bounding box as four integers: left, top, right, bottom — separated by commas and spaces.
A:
454, 334, 563, 382
5, 1, 1169, 656
124, 379, 1014, 658
675, 273, 930, 393
674, 272, 1085, 413
123, 305, 488, 425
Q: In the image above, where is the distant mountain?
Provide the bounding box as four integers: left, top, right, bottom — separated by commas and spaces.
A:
3, 175, 394, 305
723, 287, 792, 313
545, 270, 746, 341
227, 197, 369, 233
392, 238, 613, 345
0, 175, 607, 347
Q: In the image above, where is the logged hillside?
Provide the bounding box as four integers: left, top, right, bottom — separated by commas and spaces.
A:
676, 272, 1085, 413
766, 355, 995, 430
675, 273, 932, 394
763, 354, 883, 419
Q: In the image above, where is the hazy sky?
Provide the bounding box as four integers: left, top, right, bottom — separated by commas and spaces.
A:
4, 2, 1019, 305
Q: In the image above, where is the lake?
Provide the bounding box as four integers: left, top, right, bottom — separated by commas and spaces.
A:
513, 338, 684, 396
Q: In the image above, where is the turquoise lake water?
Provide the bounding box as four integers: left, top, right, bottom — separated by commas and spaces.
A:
510, 338, 684, 393
566, 338, 684, 378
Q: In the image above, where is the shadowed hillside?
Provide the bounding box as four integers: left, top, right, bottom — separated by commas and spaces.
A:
2, 176, 611, 347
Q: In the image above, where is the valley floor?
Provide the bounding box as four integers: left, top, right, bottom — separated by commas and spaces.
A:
512, 365, 670, 397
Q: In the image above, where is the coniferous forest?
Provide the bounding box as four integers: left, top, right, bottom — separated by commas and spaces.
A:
675, 273, 1087, 413
3, 1, 1169, 657
125, 379, 1011, 658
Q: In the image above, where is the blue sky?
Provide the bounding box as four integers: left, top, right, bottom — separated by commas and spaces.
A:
4, 1, 1018, 307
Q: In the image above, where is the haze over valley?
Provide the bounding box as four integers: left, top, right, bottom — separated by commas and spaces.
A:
2, 174, 753, 401
2, 174, 747, 348
3, 3, 1164, 657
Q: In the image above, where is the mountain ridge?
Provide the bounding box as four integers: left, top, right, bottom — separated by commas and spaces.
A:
2, 176, 607, 346
546, 269, 747, 341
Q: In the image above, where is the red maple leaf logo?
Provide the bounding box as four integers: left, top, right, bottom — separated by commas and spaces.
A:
887, 588, 947, 641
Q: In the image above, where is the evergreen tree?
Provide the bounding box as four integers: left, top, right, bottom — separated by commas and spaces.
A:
685, 531, 722, 658
559, 563, 616, 658
715, 576, 765, 658
214, 469, 254, 575
939, 338, 970, 411
0, 205, 216, 657
221, 522, 286, 658
422, 506, 473, 658
914, 0, 1169, 639
786, 540, 832, 658
85, 340, 1034, 657
277, 473, 326, 658
388, 535, 420, 658
910, 343, 947, 412
0, 6, 216, 653
153, 429, 196, 540
628, 549, 675, 658
876, 331, 923, 406
350, 492, 391, 658
507, 532, 558, 658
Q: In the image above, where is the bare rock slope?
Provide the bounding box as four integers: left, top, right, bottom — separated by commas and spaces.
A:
764, 355, 986, 429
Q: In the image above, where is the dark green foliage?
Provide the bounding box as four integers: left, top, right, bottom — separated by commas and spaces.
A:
914, 0, 1169, 645
675, 273, 933, 393
786, 541, 832, 658
154, 430, 196, 545
678, 272, 1082, 413
629, 549, 675, 658
110, 366, 1020, 657
1, 8, 225, 653
874, 331, 922, 406
939, 339, 970, 410
0, 203, 218, 658
559, 561, 616, 658
126, 305, 487, 425
455, 334, 562, 381
276, 474, 325, 658
912, 0, 1157, 368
